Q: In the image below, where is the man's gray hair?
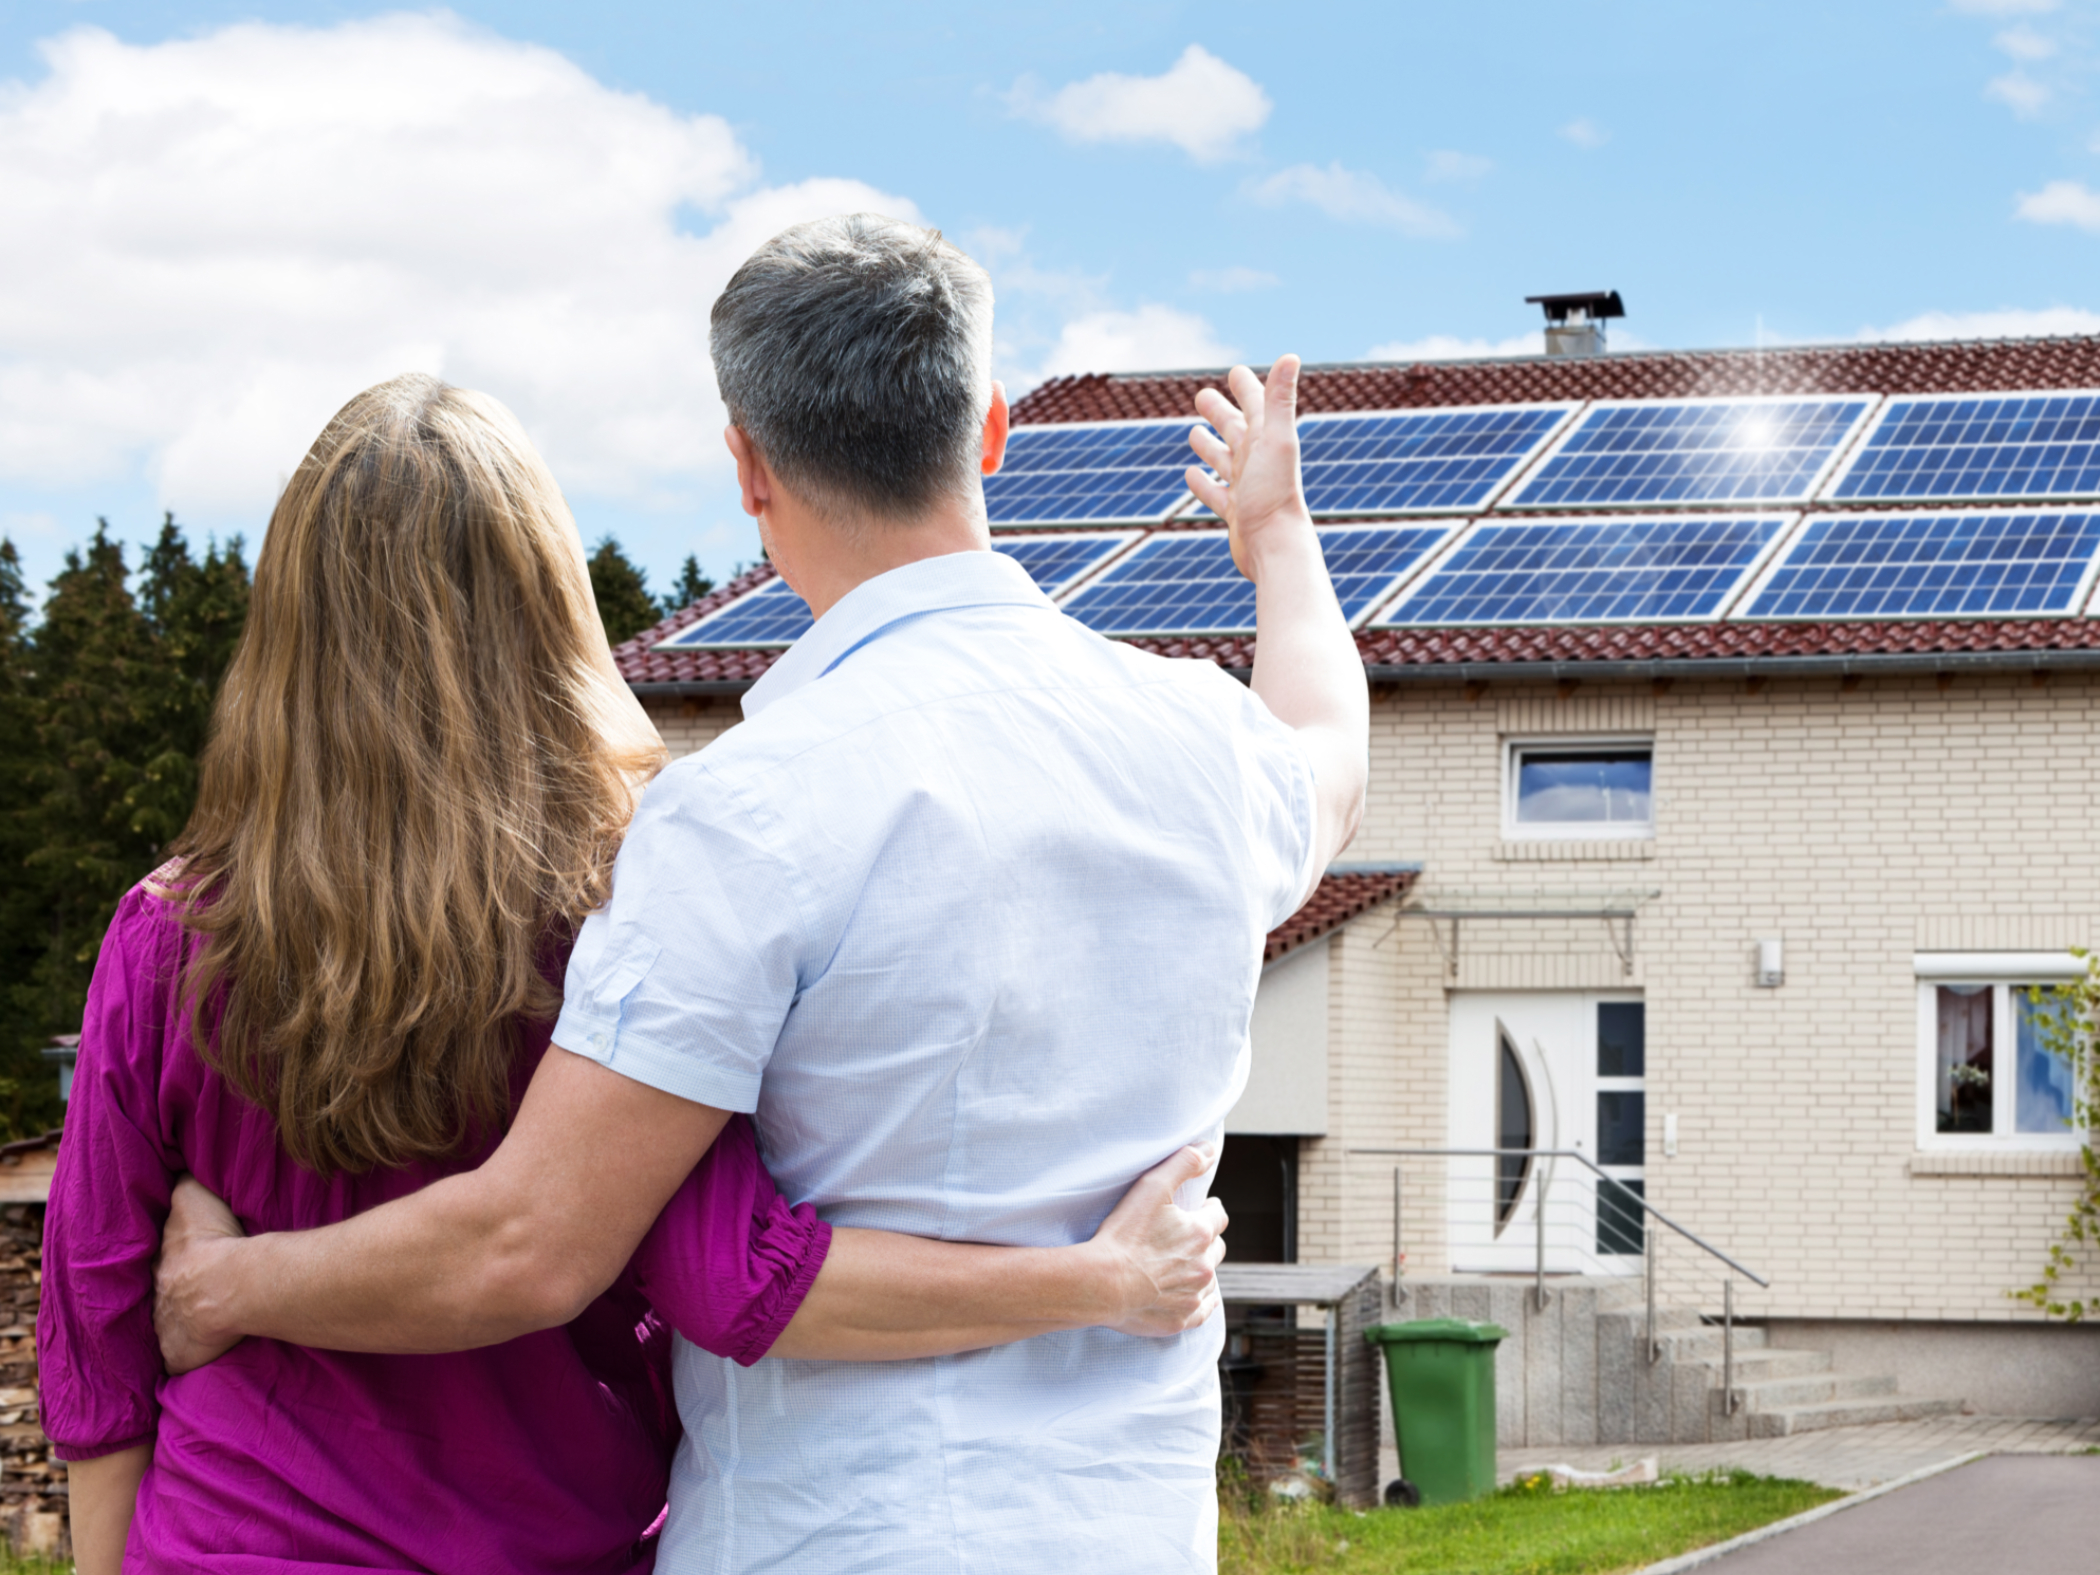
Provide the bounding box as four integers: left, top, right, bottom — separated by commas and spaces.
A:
711, 214, 995, 521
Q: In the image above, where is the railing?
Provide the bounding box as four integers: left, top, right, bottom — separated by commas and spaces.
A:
1350, 1147, 1771, 1413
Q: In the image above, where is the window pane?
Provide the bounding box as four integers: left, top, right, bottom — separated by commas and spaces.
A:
1935, 985, 1994, 1134
1515, 749, 1653, 825
1598, 1177, 1644, 1256
2016, 989, 2079, 1136
1597, 1090, 1645, 1166
1496, 1034, 1533, 1230
1599, 1002, 1646, 1077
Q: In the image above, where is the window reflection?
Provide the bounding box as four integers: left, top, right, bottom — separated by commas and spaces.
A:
1515, 749, 1653, 826
2016, 990, 2078, 1135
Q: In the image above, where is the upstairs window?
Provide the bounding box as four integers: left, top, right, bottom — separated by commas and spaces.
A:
1504, 740, 1654, 841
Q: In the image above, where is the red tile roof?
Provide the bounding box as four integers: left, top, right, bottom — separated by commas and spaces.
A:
1008, 335, 2100, 424
611, 335, 2100, 691
1266, 868, 1418, 963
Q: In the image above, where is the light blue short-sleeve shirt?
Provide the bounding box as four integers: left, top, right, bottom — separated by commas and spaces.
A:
556, 549, 1317, 1574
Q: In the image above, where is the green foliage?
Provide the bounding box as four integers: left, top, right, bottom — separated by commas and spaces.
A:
587, 536, 664, 646
662, 553, 715, 617
1217, 1468, 1836, 1575
0, 516, 251, 1141
2011, 955, 2100, 1321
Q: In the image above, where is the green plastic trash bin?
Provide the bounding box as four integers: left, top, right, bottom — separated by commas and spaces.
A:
1364, 1317, 1507, 1508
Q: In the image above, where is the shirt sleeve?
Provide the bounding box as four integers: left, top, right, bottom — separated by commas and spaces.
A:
552, 758, 806, 1112
628, 1115, 831, 1367
1223, 677, 1321, 932
37, 890, 178, 1460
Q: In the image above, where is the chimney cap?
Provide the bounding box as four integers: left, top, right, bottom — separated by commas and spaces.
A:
1526, 291, 1625, 324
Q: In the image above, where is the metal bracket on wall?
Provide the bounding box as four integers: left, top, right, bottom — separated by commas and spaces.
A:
1401, 890, 1658, 982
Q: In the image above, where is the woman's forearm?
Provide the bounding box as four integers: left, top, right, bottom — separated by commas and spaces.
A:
68, 1442, 150, 1575
767, 1228, 1116, 1360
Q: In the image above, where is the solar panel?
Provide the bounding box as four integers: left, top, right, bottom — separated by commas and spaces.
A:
1188, 404, 1575, 519
1376, 516, 1789, 626
1740, 509, 2100, 620
1824, 391, 2100, 503
1059, 524, 1457, 637
1502, 397, 1873, 509
653, 532, 1142, 649
984, 421, 1199, 526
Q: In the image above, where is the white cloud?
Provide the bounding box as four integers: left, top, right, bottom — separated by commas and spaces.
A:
1034, 305, 1237, 380
1857, 304, 2100, 340
1559, 118, 1609, 149
1949, 0, 2057, 14
1424, 150, 1493, 182
1188, 265, 1279, 293
1, 511, 61, 542
2015, 178, 2100, 228
1010, 45, 1270, 164
1993, 23, 2056, 58
1986, 70, 2051, 114
1367, 331, 1542, 361
1245, 162, 1460, 238
0, 16, 919, 525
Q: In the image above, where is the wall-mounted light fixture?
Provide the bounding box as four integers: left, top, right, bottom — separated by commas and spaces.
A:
1755, 938, 1785, 988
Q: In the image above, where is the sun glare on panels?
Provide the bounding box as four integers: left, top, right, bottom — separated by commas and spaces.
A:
1825, 392, 2100, 504
1741, 510, 2100, 620
983, 422, 1199, 526
1377, 516, 1789, 626
1503, 397, 1872, 509
1058, 525, 1455, 637
654, 532, 1140, 649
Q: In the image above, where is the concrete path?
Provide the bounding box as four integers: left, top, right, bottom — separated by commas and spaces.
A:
1481, 1412, 2100, 1492
1685, 1455, 2100, 1573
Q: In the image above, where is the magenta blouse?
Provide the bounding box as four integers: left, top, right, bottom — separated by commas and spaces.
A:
38, 883, 831, 1573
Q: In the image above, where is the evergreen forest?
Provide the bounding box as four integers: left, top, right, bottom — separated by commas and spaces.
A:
0, 521, 703, 1142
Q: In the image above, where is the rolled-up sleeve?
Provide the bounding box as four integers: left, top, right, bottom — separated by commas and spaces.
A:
552, 759, 805, 1113
38, 893, 177, 1460
629, 1114, 831, 1366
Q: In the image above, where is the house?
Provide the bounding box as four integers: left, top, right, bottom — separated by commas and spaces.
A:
617, 323, 2100, 1441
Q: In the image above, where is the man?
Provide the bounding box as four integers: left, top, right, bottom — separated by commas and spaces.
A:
156, 215, 1367, 1570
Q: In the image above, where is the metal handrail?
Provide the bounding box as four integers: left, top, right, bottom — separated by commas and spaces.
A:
1348, 1146, 1771, 1288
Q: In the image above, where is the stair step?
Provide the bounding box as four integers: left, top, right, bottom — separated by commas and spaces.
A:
1653, 1325, 1769, 1360
1746, 1395, 1966, 1437
1730, 1372, 1897, 1411
1700, 1349, 1833, 1382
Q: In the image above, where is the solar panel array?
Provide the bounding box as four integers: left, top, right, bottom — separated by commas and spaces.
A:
1379, 517, 1789, 627
1059, 525, 1455, 637
982, 421, 1199, 526
1826, 393, 2100, 504
1506, 398, 1872, 509
656, 383, 2100, 648
1742, 510, 2100, 620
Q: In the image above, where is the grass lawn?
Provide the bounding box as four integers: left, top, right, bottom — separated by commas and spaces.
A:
1219, 1469, 1841, 1575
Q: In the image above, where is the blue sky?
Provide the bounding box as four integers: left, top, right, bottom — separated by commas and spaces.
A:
4, 0, 2099, 599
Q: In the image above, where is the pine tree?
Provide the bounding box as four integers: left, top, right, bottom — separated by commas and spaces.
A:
0, 542, 46, 1129
662, 554, 715, 617
129, 515, 250, 847
587, 536, 664, 645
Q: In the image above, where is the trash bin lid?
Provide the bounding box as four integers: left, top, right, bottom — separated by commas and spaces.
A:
1363, 1317, 1508, 1345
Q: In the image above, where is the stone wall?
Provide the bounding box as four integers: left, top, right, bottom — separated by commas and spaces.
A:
0, 1204, 67, 1559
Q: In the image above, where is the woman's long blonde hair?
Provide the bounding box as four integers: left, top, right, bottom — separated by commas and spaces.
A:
169, 374, 666, 1176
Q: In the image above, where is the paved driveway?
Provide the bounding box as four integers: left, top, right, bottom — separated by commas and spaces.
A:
1694, 1455, 2099, 1574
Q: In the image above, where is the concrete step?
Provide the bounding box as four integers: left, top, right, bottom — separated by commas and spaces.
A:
1729, 1371, 1898, 1411
1653, 1324, 1770, 1361
1746, 1394, 1966, 1438
1693, 1347, 1833, 1383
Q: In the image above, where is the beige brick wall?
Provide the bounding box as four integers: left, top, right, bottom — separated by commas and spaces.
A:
1305, 670, 2100, 1322
643, 694, 743, 758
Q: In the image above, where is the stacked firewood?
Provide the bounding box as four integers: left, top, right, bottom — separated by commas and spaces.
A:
0, 1205, 67, 1558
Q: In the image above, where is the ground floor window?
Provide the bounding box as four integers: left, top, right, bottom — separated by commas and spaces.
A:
1917, 973, 2084, 1148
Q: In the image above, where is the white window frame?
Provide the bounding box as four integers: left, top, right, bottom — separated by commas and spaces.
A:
1501, 737, 1656, 842
1913, 954, 2087, 1153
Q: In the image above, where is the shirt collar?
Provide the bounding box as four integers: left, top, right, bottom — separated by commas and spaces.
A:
743, 549, 1052, 717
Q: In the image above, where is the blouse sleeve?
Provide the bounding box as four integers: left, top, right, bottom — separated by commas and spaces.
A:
37, 889, 180, 1460
627, 1114, 830, 1368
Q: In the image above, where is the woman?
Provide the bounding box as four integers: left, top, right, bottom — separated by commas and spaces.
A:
38, 375, 1224, 1573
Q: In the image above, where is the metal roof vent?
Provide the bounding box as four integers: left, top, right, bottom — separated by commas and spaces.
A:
1527, 291, 1624, 357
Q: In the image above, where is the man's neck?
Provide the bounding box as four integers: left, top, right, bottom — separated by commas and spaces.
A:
772, 500, 991, 621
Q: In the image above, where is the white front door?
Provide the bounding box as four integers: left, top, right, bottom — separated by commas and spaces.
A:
1446, 993, 1647, 1275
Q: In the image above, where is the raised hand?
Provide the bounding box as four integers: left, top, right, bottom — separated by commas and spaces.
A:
153, 1174, 248, 1375
1185, 356, 1314, 580
1089, 1143, 1229, 1336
